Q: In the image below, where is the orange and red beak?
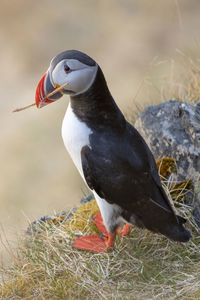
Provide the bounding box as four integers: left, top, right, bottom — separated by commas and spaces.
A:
35, 71, 63, 108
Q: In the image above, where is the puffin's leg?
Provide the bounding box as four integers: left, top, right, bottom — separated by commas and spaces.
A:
117, 223, 131, 236
73, 211, 116, 253
93, 211, 131, 237
73, 210, 109, 253
73, 193, 121, 253
105, 232, 116, 249
73, 212, 116, 253
92, 211, 107, 234
94, 192, 123, 248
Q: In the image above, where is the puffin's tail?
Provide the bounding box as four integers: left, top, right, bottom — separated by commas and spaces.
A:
139, 197, 192, 243
160, 214, 191, 243
149, 183, 192, 243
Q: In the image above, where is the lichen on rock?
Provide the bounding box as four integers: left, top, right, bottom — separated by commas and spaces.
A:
156, 157, 176, 178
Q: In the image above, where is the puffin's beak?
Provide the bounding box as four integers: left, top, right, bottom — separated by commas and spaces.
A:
35, 71, 63, 108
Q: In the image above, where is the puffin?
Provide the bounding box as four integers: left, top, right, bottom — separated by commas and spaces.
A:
35, 50, 191, 252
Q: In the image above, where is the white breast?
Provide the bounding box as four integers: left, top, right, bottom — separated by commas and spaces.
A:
61, 103, 92, 179
62, 103, 125, 232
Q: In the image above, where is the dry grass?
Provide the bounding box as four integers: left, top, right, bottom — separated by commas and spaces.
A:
155, 52, 200, 105
126, 52, 200, 127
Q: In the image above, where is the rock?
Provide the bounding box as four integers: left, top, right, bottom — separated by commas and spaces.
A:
80, 194, 94, 204
135, 100, 200, 181
135, 100, 200, 224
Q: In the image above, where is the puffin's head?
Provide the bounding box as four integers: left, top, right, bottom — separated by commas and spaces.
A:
35, 50, 98, 108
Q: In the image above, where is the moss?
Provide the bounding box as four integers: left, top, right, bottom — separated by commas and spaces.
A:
156, 156, 193, 205
156, 156, 176, 178
67, 199, 99, 235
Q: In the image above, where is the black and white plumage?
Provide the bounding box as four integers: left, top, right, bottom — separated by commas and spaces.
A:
35, 50, 191, 251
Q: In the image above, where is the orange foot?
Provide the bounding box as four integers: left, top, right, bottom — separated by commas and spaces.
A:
73, 235, 107, 253
93, 211, 131, 237
117, 223, 131, 236
73, 211, 130, 253
73, 232, 115, 253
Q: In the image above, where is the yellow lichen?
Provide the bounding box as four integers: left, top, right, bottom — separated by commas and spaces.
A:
156, 157, 176, 178
156, 157, 193, 204
67, 199, 99, 235
28, 199, 100, 236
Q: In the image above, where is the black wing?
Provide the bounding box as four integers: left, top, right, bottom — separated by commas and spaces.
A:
81, 122, 175, 215
81, 121, 190, 240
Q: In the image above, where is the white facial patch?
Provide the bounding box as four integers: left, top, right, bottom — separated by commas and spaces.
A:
52, 59, 98, 95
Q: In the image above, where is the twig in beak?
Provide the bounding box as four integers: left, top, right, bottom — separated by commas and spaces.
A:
12, 103, 36, 112
46, 82, 68, 98
12, 82, 68, 113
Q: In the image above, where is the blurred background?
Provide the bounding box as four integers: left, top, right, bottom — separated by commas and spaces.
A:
1, 0, 200, 261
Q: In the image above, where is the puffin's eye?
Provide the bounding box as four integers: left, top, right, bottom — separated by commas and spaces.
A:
64, 65, 71, 73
